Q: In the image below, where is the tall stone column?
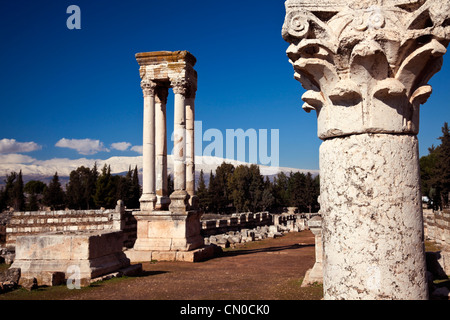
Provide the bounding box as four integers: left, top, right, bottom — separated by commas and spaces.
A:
155, 85, 170, 210
140, 79, 157, 211
185, 82, 197, 208
170, 77, 190, 213
282, 0, 450, 300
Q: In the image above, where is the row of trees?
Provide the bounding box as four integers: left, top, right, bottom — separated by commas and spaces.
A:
420, 122, 450, 210
197, 163, 320, 214
0, 164, 142, 212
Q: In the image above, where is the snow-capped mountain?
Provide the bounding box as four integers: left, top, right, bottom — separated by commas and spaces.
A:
0, 154, 319, 186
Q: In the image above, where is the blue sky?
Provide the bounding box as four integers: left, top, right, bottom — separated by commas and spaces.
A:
0, 0, 449, 172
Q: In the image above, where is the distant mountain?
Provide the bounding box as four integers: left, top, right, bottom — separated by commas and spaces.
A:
0, 155, 319, 187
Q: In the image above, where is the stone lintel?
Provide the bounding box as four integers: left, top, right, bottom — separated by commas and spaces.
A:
136, 51, 197, 67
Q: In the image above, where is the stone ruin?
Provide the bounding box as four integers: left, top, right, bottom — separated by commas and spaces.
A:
124, 51, 215, 263
2, 0, 449, 299
282, 0, 450, 299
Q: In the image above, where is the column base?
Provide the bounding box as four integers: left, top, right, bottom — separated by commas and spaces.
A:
301, 262, 323, 287
169, 190, 190, 214
156, 195, 171, 211
140, 193, 157, 211
130, 209, 206, 262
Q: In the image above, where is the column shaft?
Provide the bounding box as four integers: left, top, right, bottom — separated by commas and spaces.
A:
173, 92, 187, 192
140, 81, 157, 211
155, 86, 169, 210
185, 97, 195, 197
320, 133, 427, 300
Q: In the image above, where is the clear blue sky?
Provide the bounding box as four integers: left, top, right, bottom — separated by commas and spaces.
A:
0, 0, 449, 171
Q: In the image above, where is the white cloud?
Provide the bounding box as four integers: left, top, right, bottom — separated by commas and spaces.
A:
55, 138, 110, 155
111, 142, 132, 151
0, 139, 42, 154
131, 145, 143, 154
0, 154, 36, 164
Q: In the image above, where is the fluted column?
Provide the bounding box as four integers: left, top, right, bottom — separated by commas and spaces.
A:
283, 0, 450, 300
140, 79, 157, 211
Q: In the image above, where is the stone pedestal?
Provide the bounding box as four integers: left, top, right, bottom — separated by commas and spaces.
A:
282, 0, 450, 299
11, 231, 132, 287
126, 210, 212, 263
302, 216, 323, 287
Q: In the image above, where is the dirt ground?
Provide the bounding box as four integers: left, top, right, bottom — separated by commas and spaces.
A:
0, 231, 323, 300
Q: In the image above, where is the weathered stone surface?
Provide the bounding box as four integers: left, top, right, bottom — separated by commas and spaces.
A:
0, 268, 20, 293
132, 211, 204, 252
11, 230, 130, 287
283, 0, 450, 300
320, 133, 427, 299
137, 51, 197, 213
283, 0, 450, 140
302, 216, 323, 287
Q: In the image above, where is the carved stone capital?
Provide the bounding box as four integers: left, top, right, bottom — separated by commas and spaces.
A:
171, 77, 189, 96
141, 79, 157, 97
283, 0, 450, 139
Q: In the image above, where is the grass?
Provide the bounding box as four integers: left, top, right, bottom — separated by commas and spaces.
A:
0, 272, 130, 300
0, 263, 10, 273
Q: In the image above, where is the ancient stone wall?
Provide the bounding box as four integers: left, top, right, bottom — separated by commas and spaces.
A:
424, 208, 450, 275
201, 212, 274, 237
2, 204, 137, 249
424, 209, 450, 246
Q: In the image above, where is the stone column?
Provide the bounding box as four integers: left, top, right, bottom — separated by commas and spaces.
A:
170, 77, 190, 213
140, 79, 157, 211
185, 82, 197, 208
301, 216, 323, 287
155, 85, 170, 210
282, 0, 450, 300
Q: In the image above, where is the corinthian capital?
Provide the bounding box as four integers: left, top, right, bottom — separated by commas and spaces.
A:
141, 79, 157, 97
283, 0, 450, 139
171, 77, 189, 95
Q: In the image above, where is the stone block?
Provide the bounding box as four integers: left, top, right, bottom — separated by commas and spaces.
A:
11, 230, 130, 287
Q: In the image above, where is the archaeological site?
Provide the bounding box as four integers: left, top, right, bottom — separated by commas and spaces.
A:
1, 0, 450, 301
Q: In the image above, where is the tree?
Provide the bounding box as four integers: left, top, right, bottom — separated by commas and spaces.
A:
212, 162, 235, 213
1, 172, 18, 212
196, 170, 208, 212
261, 177, 275, 211
248, 164, 264, 212
116, 167, 133, 207
228, 165, 250, 212
11, 170, 25, 211
128, 165, 141, 209
207, 170, 217, 213
0, 187, 6, 212
94, 164, 114, 209
272, 172, 290, 209
66, 166, 96, 209
435, 122, 450, 208
43, 172, 65, 210
24, 180, 47, 211
420, 122, 450, 210
304, 172, 318, 213
24, 180, 46, 195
